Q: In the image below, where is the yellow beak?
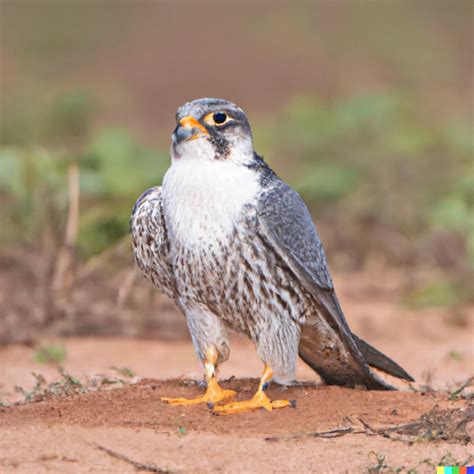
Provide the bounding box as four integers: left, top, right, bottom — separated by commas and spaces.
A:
175, 116, 209, 143
179, 116, 208, 133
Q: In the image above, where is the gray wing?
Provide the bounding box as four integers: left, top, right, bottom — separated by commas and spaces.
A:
130, 186, 176, 299
257, 179, 411, 389
257, 180, 333, 291
256, 179, 352, 334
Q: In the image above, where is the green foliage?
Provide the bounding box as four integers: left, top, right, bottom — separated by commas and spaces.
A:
430, 160, 474, 267
10, 368, 132, 405
404, 280, 461, 309
172, 414, 188, 436
0, 120, 168, 257
366, 451, 474, 474
110, 366, 135, 378
404, 273, 473, 310
13, 372, 66, 404
447, 351, 463, 361
34, 344, 67, 365
0, 90, 94, 147
77, 129, 168, 256
0, 146, 69, 243
43, 91, 94, 144
0, 88, 169, 256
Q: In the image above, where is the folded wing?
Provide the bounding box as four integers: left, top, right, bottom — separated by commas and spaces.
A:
130, 186, 176, 299
256, 179, 413, 389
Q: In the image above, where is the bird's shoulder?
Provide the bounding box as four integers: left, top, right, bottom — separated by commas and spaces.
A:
130, 186, 176, 298
130, 186, 164, 229
256, 171, 333, 291
130, 186, 169, 252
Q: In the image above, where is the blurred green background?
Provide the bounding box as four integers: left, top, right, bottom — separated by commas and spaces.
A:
0, 1, 472, 342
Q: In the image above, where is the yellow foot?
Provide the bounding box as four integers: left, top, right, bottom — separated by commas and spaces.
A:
212, 390, 293, 415
161, 377, 236, 406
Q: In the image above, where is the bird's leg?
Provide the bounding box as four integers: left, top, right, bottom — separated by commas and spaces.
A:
161, 347, 236, 406
212, 364, 292, 415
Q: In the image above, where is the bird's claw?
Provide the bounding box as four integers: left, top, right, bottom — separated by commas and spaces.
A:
161, 378, 236, 406
212, 390, 292, 415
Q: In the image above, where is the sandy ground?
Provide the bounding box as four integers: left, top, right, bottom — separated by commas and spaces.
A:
1, 271, 473, 473
1, 379, 473, 473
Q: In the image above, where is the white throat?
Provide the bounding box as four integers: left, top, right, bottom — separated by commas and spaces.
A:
162, 144, 259, 247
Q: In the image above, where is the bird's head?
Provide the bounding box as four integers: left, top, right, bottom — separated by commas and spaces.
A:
171, 98, 254, 164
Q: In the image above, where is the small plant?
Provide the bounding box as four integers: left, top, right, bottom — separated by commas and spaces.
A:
34, 344, 66, 365
366, 449, 474, 473
421, 453, 474, 469
448, 376, 474, 400
110, 366, 135, 378
447, 350, 463, 361
14, 369, 85, 403
404, 278, 470, 310
171, 414, 188, 437
10, 367, 138, 405
367, 451, 404, 473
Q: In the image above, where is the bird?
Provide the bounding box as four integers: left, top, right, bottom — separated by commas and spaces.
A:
130, 97, 414, 414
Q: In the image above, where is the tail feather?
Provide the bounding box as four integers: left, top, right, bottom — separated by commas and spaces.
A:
298, 289, 413, 390
299, 320, 398, 391
352, 334, 414, 382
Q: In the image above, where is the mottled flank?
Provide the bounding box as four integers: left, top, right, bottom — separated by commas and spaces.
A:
130, 186, 175, 299
130, 97, 413, 389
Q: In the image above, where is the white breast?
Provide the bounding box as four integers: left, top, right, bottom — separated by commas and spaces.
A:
162, 154, 259, 247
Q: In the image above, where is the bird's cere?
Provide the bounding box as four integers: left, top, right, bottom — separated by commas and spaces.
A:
174, 115, 209, 144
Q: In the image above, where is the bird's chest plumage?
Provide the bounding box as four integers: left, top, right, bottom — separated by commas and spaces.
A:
162, 158, 259, 301
161, 158, 310, 334
162, 158, 259, 241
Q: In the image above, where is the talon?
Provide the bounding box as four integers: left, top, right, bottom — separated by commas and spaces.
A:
161, 348, 236, 407
161, 385, 236, 406
162, 376, 236, 406
213, 389, 291, 415
212, 364, 294, 415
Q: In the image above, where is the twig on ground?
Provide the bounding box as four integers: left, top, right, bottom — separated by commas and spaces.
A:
449, 376, 474, 400
95, 444, 171, 473
265, 405, 473, 444
265, 427, 355, 442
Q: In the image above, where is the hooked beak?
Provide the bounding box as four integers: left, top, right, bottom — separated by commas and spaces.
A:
174, 116, 209, 144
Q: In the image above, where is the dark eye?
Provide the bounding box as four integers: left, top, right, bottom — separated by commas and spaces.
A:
213, 112, 227, 125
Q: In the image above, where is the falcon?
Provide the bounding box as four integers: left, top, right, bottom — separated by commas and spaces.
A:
130, 98, 413, 414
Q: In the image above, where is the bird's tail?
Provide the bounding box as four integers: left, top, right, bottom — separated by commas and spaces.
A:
298, 291, 414, 390
352, 334, 414, 382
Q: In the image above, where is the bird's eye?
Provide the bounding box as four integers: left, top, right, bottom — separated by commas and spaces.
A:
213, 112, 227, 125
203, 111, 232, 127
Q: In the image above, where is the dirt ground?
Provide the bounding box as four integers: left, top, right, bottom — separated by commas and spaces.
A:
1, 378, 473, 473
1, 270, 473, 473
